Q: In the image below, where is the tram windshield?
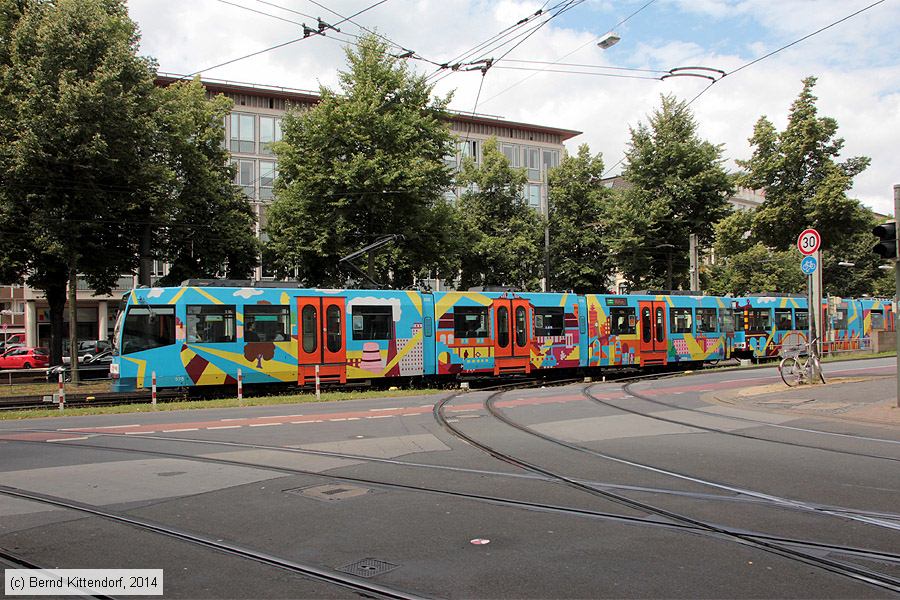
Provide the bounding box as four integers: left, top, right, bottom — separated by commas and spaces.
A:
121, 305, 176, 354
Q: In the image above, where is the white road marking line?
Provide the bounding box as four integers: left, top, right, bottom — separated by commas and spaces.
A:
47, 436, 90, 442
220, 418, 244, 421
61, 424, 139, 431
329, 418, 347, 422
125, 431, 150, 435
345, 417, 360, 421
162, 428, 199, 432
369, 407, 399, 411
206, 425, 241, 430
366, 415, 393, 419
249, 423, 280, 427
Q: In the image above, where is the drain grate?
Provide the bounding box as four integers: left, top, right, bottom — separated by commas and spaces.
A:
337, 558, 399, 578
284, 484, 373, 502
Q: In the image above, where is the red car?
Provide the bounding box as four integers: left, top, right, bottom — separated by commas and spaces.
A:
0, 346, 50, 369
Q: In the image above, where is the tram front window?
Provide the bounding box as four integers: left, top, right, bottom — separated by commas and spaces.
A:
121, 306, 176, 354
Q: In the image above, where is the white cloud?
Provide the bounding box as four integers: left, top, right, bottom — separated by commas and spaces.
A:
146, 288, 165, 298
233, 288, 264, 299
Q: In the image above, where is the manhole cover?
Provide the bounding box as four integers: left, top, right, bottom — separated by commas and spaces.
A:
337, 558, 399, 578
284, 484, 372, 502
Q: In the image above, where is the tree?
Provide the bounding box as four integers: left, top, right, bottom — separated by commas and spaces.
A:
733, 76, 878, 295
153, 78, 259, 286
456, 138, 544, 291
0, 0, 162, 374
547, 144, 614, 292
265, 34, 457, 287
615, 94, 733, 290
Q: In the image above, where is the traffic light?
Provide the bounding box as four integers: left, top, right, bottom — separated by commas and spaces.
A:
873, 222, 897, 259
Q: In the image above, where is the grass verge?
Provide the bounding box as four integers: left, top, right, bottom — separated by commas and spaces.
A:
0, 380, 111, 398
0, 388, 444, 420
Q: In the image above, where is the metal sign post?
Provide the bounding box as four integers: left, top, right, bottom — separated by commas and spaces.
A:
798, 229, 823, 383
894, 185, 900, 407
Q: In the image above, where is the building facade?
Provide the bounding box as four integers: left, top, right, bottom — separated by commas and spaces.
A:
1, 74, 580, 347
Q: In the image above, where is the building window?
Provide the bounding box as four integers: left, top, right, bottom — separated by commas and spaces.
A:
232, 159, 255, 198
351, 305, 393, 340
525, 147, 540, 180
459, 140, 479, 164
259, 161, 277, 200
244, 305, 289, 342
187, 305, 236, 343
670, 308, 693, 334
230, 113, 255, 153
524, 184, 541, 209
542, 149, 559, 172
453, 306, 488, 339
501, 143, 520, 167
696, 308, 717, 333
534, 307, 564, 337
259, 116, 282, 155
610, 307, 636, 335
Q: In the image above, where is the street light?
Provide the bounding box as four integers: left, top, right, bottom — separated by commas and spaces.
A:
838, 261, 855, 267
597, 32, 620, 49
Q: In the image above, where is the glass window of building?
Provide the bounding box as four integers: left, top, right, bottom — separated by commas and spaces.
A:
459, 140, 479, 164
525, 147, 540, 180
524, 184, 541, 209
187, 305, 236, 343
232, 159, 255, 198
230, 113, 255, 153
501, 143, 520, 167
542, 149, 559, 172
259, 116, 282, 155
259, 161, 277, 200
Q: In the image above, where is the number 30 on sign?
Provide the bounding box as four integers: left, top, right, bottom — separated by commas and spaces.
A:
797, 228, 821, 256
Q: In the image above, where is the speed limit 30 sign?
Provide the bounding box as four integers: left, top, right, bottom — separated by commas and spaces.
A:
797, 228, 821, 256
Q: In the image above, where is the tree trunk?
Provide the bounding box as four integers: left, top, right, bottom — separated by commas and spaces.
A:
67, 265, 80, 385
45, 281, 66, 366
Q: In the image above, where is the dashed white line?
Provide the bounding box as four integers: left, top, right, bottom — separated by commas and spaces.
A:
206, 425, 241, 430
162, 428, 199, 432
48, 436, 90, 442
125, 431, 150, 435
345, 417, 360, 421
249, 422, 281, 427
220, 418, 244, 422
329, 418, 348, 422
366, 415, 393, 419
369, 407, 399, 412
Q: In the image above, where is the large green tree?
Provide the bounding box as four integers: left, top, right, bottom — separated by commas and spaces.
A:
153, 78, 259, 285
729, 77, 877, 296
547, 144, 614, 292
265, 34, 458, 287
456, 138, 544, 291
615, 94, 733, 290
0, 0, 161, 369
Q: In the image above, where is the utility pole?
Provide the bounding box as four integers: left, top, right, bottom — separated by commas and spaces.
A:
542, 170, 550, 293
689, 233, 700, 291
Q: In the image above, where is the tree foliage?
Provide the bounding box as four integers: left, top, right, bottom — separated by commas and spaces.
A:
153, 79, 259, 285
265, 34, 457, 287
456, 138, 543, 291
548, 144, 613, 292
615, 94, 733, 290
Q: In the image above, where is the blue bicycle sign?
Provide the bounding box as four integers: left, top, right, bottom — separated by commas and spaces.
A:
800, 255, 818, 275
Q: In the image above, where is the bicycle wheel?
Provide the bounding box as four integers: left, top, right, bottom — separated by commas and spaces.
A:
810, 355, 826, 384
779, 356, 801, 387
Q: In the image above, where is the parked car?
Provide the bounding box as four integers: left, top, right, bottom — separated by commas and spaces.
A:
62, 339, 113, 364
0, 347, 50, 369
48, 350, 112, 382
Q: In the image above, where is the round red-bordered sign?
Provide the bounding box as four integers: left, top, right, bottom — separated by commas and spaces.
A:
797, 229, 821, 256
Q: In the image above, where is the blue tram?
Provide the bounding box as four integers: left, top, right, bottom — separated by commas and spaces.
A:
731, 295, 895, 359
110, 282, 737, 392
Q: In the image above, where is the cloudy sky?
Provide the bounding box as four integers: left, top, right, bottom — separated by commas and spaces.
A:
127, 0, 899, 215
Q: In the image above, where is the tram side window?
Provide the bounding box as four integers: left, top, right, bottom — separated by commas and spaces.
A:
871, 310, 885, 330
795, 310, 809, 331
735, 310, 746, 329
534, 307, 565, 337
774, 309, 793, 330
749, 309, 771, 331
696, 308, 717, 333
610, 307, 636, 335
244, 305, 290, 342
832, 308, 848, 330
352, 305, 393, 340
187, 305, 236, 343
454, 307, 489, 339
718, 308, 735, 333
122, 306, 176, 354
670, 308, 693, 334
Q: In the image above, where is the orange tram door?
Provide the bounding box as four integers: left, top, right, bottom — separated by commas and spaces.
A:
297, 296, 347, 385
492, 297, 532, 375
638, 300, 668, 367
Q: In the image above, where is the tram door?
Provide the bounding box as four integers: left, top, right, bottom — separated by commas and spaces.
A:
297, 296, 347, 385
492, 297, 532, 375
638, 300, 668, 366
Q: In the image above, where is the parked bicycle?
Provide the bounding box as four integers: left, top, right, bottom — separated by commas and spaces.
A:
778, 338, 826, 387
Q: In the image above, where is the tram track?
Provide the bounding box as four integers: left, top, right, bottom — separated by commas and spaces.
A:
435, 387, 900, 594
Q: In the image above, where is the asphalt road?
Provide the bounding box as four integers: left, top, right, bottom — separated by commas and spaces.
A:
1, 358, 897, 598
